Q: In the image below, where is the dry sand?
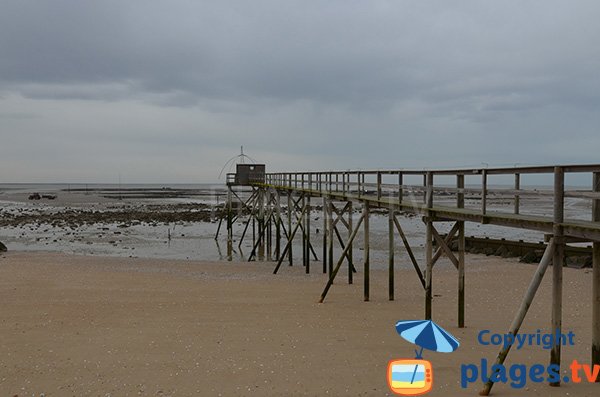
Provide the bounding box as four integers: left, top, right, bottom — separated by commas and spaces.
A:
0, 252, 598, 396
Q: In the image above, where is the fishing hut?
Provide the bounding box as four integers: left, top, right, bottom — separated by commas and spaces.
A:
216, 163, 600, 393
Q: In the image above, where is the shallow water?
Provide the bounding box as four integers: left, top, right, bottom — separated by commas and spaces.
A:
0, 183, 594, 270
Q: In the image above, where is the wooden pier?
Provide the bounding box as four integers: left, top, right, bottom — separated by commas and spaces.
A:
219, 164, 600, 393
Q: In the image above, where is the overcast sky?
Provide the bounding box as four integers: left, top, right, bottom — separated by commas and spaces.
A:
1, 1, 599, 183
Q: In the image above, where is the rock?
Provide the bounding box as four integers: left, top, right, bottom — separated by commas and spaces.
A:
0, 241, 7, 252
494, 245, 509, 257
469, 247, 482, 254
483, 247, 496, 256
520, 250, 544, 264
449, 240, 459, 251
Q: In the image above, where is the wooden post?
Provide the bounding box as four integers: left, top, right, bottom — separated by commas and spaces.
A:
514, 173, 521, 215
457, 174, 466, 328
363, 201, 370, 302
301, 194, 306, 267
398, 172, 403, 204
592, 172, 600, 381
266, 190, 272, 261
287, 192, 293, 266
306, 194, 311, 274
388, 209, 395, 301
423, 174, 427, 203
328, 201, 334, 277
319, 214, 365, 303
348, 201, 354, 285
550, 166, 564, 386
482, 169, 488, 215
258, 188, 265, 260
322, 196, 327, 274
425, 172, 433, 319
377, 172, 382, 200
275, 190, 281, 260
480, 240, 555, 396
227, 186, 233, 260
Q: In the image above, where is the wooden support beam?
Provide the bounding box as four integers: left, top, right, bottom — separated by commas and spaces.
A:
398, 173, 403, 204
393, 216, 426, 290
480, 240, 555, 396
432, 223, 460, 267
389, 209, 395, 301
322, 196, 327, 274
301, 195, 307, 267
331, 205, 350, 230
319, 214, 365, 303
482, 169, 488, 215
332, 225, 357, 273
275, 190, 281, 259
431, 226, 459, 269
514, 173, 521, 215
328, 201, 334, 276
364, 201, 370, 302
273, 205, 307, 274
258, 188, 265, 259
227, 186, 233, 260
348, 201, 354, 285
550, 166, 564, 386
425, 172, 434, 319
458, 174, 466, 328
306, 195, 311, 273
592, 172, 600, 381
287, 192, 293, 266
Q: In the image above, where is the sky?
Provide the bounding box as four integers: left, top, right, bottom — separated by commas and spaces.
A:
1, 1, 599, 183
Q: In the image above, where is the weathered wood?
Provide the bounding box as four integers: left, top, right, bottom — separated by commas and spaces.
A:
514, 173, 521, 215
393, 216, 426, 290
550, 167, 564, 386
480, 240, 555, 396
348, 201, 354, 285
328, 201, 334, 276
227, 186, 233, 259
457, 174, 466, 328
273, 205, 307, 274
306, 194, 311, 274
398, 173, 403, 204
389, 209, 394, 301
322, 196, 327, 274
482, 169, 488, 215
364, 201, 370, 302
425, 172, 434, 319
258, 188, 265, 259
431, 225, 459, 269
319, 214, 365, 303
332, 225, 357, 273
593, 172, 600, 381
287, 192, 293, 266
377, 172, 382, 200
275, 190, 281, 259
432, 223, 460, 267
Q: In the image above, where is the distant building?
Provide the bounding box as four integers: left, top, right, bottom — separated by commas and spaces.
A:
228, 164, 265, 185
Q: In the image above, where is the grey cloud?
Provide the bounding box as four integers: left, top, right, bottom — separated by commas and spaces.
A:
1, 1, 600, 182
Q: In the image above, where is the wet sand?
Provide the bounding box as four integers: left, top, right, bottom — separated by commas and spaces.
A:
0, 252, 597, 396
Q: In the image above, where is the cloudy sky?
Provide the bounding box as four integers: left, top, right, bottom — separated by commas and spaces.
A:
1, 1, 599, 183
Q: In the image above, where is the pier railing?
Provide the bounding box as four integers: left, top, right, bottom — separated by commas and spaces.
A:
259, 164, 600, 241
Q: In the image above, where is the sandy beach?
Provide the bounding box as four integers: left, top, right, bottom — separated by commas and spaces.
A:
0, 251, 598, 396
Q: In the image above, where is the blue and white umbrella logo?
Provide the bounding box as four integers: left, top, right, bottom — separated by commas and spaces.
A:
395, 320, 460, 358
